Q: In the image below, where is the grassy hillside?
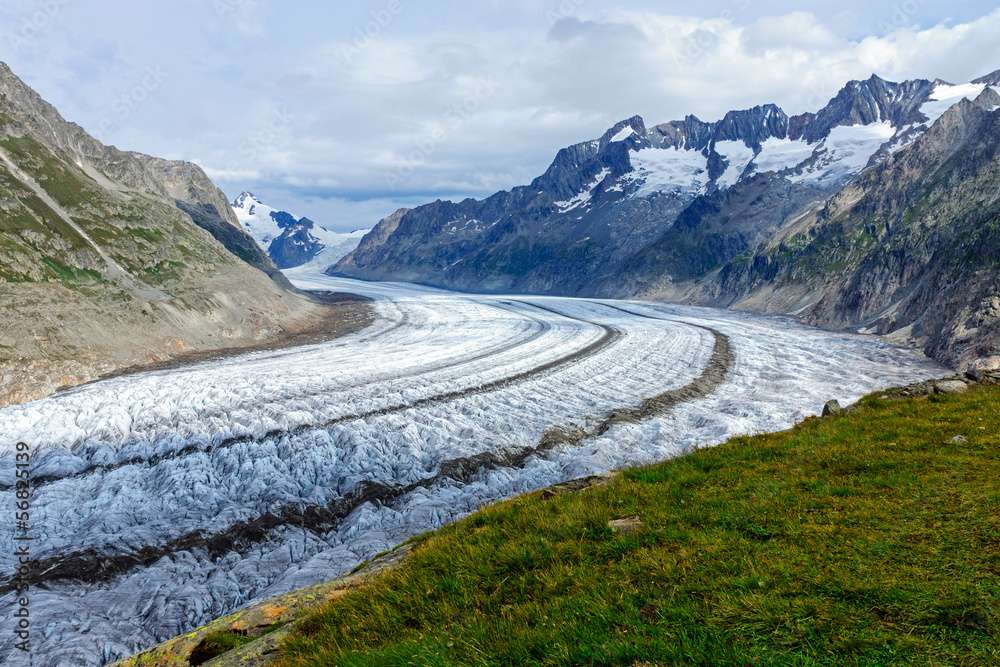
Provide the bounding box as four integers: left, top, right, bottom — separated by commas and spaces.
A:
274, 384, 999, 666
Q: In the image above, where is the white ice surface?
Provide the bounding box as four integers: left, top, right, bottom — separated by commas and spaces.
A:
623, 147, 709, 196
0, 268, 945, 665
232, 192, 282, 248
751, 136, 816, 175
610, 126, 635, 142
790, 121, 896, 184
300, 226, 370, 269
920, 82, 987, 125
713, 140, 755, 188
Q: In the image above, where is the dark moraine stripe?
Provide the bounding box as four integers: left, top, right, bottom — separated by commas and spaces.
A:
12, 301, 610, 490
1, 309, 731, 592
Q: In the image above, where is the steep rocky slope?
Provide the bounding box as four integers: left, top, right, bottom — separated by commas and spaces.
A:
335, 70, 1000, 368
335, 73, 970, 291
0, 62, 325, 405
692, 90, 1000, 370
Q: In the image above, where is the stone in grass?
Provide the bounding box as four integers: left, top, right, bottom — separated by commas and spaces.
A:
822, 400, 843, 417
934, 380, 969, 395
951, 435, 969, 445
965, 368, 986, 383
608, 517, 644, 534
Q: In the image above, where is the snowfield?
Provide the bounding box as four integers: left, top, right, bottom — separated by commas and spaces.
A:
0, 270, 945, 665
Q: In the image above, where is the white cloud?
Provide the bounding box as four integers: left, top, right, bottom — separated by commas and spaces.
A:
5, 3, 1000, 230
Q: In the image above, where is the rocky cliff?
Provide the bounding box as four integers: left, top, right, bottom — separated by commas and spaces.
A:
696, 89, 1000, 370
0, 63, 325, 405
335, 70, 1000, 369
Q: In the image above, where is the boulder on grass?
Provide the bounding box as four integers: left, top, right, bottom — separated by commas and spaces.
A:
934, 380, 969, 395
608, 517, 644, 535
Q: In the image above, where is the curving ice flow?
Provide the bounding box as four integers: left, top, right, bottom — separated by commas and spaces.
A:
0, 268, 945, 666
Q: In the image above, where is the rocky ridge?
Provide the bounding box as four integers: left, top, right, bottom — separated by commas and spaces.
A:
0, 63, 326, 406
334, 70, 1000, 369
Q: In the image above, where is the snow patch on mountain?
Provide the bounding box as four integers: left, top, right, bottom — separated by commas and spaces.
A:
555, 168, 610, 212
751, 137, 816, 175
610, 126, 636, 142
301, 227, 372, 269
232, 191, 282, 248
624, 147, 709, 196
791, 121, 896, 184
714, 140, 755, 188
920, 82, 988, 124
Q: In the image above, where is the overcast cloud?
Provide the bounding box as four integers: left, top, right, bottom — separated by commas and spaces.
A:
3, 0, 1000, 229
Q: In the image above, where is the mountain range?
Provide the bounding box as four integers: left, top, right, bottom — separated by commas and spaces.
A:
0, 62, 323, 405
231, 191, 369, 270
335, 70, 1000, 370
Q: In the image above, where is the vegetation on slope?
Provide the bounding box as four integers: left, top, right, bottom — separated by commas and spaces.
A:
279, 384, 999, 666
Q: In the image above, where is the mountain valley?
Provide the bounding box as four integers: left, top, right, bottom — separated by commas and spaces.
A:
335, 70, 1000, 370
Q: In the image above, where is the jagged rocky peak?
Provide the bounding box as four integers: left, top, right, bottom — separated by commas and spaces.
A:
233, 191, 259, 209
714, 104, 789, 150
975, 86, 1000, 108
795, 74, 934, 142
600, 115, 647, 145
972, 68, 1000, 85
648, 115, 715, 151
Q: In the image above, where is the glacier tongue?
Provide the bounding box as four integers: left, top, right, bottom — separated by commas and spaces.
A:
0, 270, 945, 665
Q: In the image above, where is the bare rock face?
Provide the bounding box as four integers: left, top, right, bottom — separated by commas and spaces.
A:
333, 207, 410, 276
0, 62, 239, 229
970, 356, 1000, 372
934, 380, 969, 395
332, 67, 1000, 370
822, 400, 844, 417
0, 62, 321, 406
713, 91, 1000, 370
608, 517, 644, 534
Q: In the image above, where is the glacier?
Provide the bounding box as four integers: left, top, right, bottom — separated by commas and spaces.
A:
0, 268, 945, 665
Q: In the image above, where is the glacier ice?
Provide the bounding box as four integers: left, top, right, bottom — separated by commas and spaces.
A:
0, 270, 945, 665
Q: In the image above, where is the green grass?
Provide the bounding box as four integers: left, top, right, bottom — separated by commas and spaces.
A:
280, 386, 999, 666
39, 256, 104, 286
188, 630, 254, 665
140, 259, 185, 285
0, 135, 100, 209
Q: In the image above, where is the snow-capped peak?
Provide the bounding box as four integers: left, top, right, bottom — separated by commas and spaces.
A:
230, 192, 372, 270
232, 191, 261, 212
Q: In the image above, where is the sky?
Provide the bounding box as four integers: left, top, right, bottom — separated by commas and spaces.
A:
3, 0, 1000, 230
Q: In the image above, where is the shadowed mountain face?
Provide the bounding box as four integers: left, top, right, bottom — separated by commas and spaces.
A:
707, 92, 1000, 369
0, 62, 320, 405
334, 72, 1000, 369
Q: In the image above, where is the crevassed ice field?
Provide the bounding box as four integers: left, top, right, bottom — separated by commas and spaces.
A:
0, 268, 944, 665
